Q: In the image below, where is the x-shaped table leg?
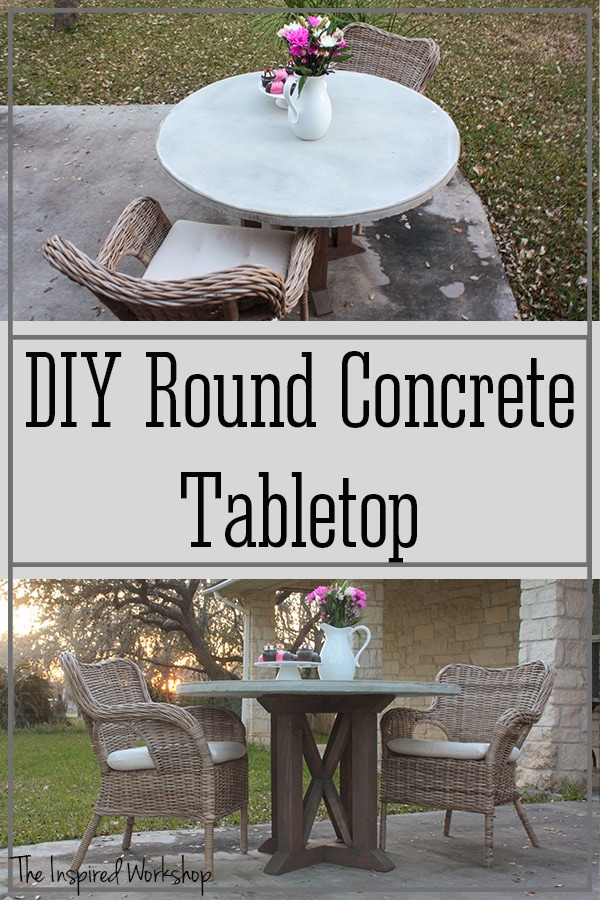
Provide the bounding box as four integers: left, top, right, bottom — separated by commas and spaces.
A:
258, 695, 394, 875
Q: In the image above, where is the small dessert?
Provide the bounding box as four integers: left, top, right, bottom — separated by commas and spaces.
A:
297, 644, 314, 661
261, 66, 292, 95
262, 644, 277, 662
261, 68, 276, 90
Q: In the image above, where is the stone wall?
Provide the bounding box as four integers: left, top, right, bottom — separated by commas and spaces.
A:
245, 587, 277, 744
518, 580, 588, 791
355, 579, 384, 680
382, 579, 521, 686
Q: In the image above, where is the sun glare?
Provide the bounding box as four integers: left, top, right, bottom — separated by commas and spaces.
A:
0, 599, 41, 636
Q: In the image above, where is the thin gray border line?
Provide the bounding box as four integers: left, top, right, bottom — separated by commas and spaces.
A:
4, 890, 592, 896
6, 884, 595, 897
586, 5, 594, 330
8, 7, 595, 17
584, 8, 594, 883
13, 561, 587, 568
585, 11, 594, 880
6, 8, 15, 883
586, 580, 594, 879
4, 884, 595, 898
12, 333, 588, 341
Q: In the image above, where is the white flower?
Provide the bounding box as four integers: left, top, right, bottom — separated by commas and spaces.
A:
319, 34, 339, 48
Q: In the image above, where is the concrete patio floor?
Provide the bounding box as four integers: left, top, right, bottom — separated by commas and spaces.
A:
4, 104, 518, 322
2, 799, 598, 899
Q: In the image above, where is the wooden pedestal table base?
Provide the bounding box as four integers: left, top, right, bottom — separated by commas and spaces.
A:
257, 692, 395, 875
176, 679, 460, 876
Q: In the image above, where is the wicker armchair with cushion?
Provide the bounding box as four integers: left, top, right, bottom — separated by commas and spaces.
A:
337, 23, 440, 94
43, 197, 317, 321
379, 661, 555, 866
59, 652, 248, 876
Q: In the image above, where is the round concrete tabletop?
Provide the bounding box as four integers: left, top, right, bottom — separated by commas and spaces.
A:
156, 71, 460, 227
177, 679, 460, 699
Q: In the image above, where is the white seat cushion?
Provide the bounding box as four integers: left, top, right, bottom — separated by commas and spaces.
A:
207, 740, 247, 765
387, 737, 521, 763
106, 741, 246, 771
143, 220, 294, 282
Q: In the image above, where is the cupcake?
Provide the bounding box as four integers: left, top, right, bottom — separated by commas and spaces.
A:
261, 644, 277, 662
261, 68, 276, 90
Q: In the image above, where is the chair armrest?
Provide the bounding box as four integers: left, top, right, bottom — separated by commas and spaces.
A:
43, 234, 286, 319
89, 700, 195, 726
485, 707, 541, 764
89, 701, 217, 769
283, 227, 318, 313
96, 196, 172, 270
184, 705, 246, 743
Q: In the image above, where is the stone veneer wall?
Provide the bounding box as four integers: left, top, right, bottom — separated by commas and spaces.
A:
518, 580, 587, 791
354, 580, 384, 680
245, 587, 277, 745
382, 579, 521, 687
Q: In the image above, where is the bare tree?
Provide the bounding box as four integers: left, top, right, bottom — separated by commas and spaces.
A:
14, 580, 243, 681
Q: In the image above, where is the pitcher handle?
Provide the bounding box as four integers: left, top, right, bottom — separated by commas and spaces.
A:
284, 75, 298, 121
351, 625, 371, 667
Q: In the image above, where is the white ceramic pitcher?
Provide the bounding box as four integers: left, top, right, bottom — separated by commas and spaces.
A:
284, 75, 332, 141
318, 622, 371, 680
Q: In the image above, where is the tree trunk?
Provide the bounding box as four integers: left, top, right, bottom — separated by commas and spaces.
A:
54, 0, 79, 32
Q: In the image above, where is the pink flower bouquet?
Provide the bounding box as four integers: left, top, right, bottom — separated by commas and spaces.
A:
306, 580, 367, 628
277, 14, 352, 94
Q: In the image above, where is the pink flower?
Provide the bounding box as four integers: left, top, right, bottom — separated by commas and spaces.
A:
307, 585, 331, 604
282, 25, 309, 48
353, 589, 367, 608
290, 43, 308, 59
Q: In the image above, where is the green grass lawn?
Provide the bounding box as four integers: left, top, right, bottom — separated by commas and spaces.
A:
0, 1, 597, 320
1, 721, 274, 846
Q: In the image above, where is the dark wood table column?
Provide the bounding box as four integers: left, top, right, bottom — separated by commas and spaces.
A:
308, 227, 366, 317
257, 691, 394, 875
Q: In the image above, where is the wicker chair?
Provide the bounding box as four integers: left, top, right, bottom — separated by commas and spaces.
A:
379, 661, 555, 866
43, 197, 318, 321
337, 23, 440, 94
59, 652, 248, 877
